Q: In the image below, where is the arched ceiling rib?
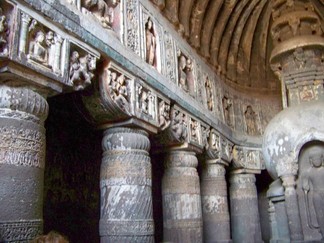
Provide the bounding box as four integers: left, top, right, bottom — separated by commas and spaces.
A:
151, 0, 324, 94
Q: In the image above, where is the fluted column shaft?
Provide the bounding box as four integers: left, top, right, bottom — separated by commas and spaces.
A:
229, 173, 263, 243
0, 85, 49, 242
100, 127, 154, 242
162, 150, 203, 242
201, 162, 231, 243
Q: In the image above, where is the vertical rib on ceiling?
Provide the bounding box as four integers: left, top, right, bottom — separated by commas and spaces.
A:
179, 0, 195, 38
200, 0, 224, 58
164, 0, 180, 25
189, 0, 211, 48
210, 1, 238, 66
249, 0, 272, 88
218, 0, 250, 75
236, 0, 268, 87
226, 0, 261, 82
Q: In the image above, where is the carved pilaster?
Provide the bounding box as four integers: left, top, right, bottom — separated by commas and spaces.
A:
0, 85, 48, 242
18, 12, 31, 54
162, 150, 203, 242
229, 173, 263, 243
100, 127, 154, 242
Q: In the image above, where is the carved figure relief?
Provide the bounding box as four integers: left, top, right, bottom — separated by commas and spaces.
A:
190, 119, 200, 143
171, 109, 188, 142
300, 143, 324, 238
222, 96, 233, 128
28, 30, 48, 65
244, 105, 259, 136
82, 0, 119, 29
107, 69, 131, 113
205, 76, 214, 111
158, 100, 171, 130
201, 125, 210, 150
0, 7, 9, 55
145, 18, 156, 67
178, 52, 193, 94
69, 51, 96, 90
299, 85, 315, 102
136, 84, 156, 119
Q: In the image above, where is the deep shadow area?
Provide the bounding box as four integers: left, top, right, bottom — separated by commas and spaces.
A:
44, 93, 102, 243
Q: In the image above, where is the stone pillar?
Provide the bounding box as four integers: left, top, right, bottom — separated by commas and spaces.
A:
201, 161, 231, 243
229, 173, 263, 243
19, 12, 31, 54
0, 86, 48, 242
162, 150, 203, 242
267, 179, 290, 243
281, 175, 303, 241
99, 127, 154, 242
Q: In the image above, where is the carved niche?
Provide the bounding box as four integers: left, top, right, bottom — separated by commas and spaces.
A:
222, 95, 234, 128
18, 12, 65, 75
177, 50, 195, 96
244, 105, 260, 136
68, 45, 97, 91
157, 97, 171, 131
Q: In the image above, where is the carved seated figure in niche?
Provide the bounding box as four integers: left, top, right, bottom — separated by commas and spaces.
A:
82, 0, 119, 29
69, 51, 96, 90
0, 8, 9, 55
28, 30, 48, 65
145, 18, 156, 67
301, 143, 324, 238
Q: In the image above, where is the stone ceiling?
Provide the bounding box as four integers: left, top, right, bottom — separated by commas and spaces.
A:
150, 0, 324, 94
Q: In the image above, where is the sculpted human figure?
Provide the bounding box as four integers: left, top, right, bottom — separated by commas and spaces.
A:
178, 54, 189, 92
244, 105, 259, 136
45, 31, 55, 67
191, 120, 199, 142
205, 77, 214, 111
28, 30, 48, 65
0, 8, 8, 55
302, 145, 324, 237
82, 0, 119, 29
114, 74, 130, 113
171, 110, 187, 141
158, 100, 171, 130
222, 96, 233, 127
145, 18, 156, 66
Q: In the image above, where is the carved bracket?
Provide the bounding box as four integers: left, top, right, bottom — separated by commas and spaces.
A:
233, 145, 265, 171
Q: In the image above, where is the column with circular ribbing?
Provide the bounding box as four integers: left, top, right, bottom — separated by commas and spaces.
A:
201, 162, 231, 243
162, 150, 203, 243
0, 86, 49, 242
229, 173, 263, 243
99, 127, 154, 242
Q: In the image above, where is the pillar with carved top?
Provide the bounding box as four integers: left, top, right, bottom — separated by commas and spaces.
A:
0, 85, 48, 242
99, 127, 154, 242
201, 161, 231, 243
229, 172, 263, 243
162, 150, 203, 242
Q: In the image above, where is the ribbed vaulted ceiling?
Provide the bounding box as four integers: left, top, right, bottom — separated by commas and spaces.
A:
150, 0, 324, 94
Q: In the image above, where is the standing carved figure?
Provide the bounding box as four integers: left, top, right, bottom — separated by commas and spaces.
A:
178, 54, 189, 92
244, 105, 259, 136
0, 7, 8, 55
302, 145, 324, 238
158, 100, 171, 130
114, 74, 130, 113
45, 31, 55, 68
205, 77, 214, 111
222, 96, 233, 127
145, 18, 156, 66
171, 110, 187, 142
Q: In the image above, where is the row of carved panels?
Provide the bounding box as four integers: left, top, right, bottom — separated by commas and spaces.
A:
82, 60, 264, 171
0, 0, 99, 95
62, 0, 265, 136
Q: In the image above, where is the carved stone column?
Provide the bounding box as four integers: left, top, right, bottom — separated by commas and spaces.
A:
0, 85, 48, 242
201, 161, 231, 243
100, 127, 154, 242
162, 150, 203, 242
229, 172, 263, 243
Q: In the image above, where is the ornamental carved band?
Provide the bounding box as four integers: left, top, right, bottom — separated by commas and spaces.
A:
100, 127, 154, 242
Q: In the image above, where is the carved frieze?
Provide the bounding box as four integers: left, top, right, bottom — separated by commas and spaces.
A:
232, 146, 265, 170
